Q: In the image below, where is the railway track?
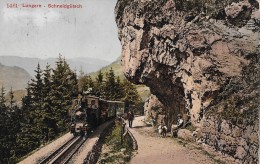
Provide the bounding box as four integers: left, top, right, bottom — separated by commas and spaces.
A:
39, 136, 86, 164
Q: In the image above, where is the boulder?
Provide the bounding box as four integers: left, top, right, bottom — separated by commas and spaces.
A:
177, 129, 193, 142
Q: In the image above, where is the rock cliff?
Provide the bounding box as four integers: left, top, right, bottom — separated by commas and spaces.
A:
115, 0, 259, 162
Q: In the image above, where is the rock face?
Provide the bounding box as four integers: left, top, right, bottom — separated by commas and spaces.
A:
144, 94, 163, 120
115, 0, 259, 162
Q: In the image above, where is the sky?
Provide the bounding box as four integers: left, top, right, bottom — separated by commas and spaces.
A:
0, 0, 121, 62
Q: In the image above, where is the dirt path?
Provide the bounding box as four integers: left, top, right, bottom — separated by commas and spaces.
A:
127, 116, 217, 164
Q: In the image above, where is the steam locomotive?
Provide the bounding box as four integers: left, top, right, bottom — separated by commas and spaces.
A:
70, 94, 125, 137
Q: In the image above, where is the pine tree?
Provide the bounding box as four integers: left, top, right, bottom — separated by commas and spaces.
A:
29, 63, 45, 142
114, 76, 124, 100
78, 68, 88, 92
42, 64, 57, 141
122, 79, 142, 111
104, 68, 117, 100
94, 70, 104, 97
17, 84, 40, 158
7, 87, 22, 157
8, 87, 15, 111
30, 63, 44, 105
0, 88, 23, 163
0, 86, 6, 111
0, 85, 9, 163
51, 56, 77, 132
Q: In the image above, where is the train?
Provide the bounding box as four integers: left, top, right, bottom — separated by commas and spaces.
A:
69, 94, 125, 137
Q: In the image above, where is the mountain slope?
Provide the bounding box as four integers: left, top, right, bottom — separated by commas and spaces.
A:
0, 56, 110, 76
89, 58, 150, 101
89, 58, 123, 78
0, 63, 31, 91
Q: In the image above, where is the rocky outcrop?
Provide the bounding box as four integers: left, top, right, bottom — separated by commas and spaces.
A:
143, 95, 164, 122
115, 0, 259, 162
200, 115, 259, 163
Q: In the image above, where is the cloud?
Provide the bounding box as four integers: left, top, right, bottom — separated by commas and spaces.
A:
3, 7, 60, 27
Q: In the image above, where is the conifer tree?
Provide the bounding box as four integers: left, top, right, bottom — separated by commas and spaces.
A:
78, 68, 88, 92
0, 85, 9, 163
104, 68, 117, 100
8, 87, 15, 111
7, 87, 22, 153
1, 88, 22, 163
122, 79, 142, 110
29, 63, 45, 142
114, 76, 124, 100
94, 70, 104, 97
30, 63, 44, 106
51, 56, 77, 132
17, 84, 40, 158
0, 86, 6, 110
42, 64, 57, 141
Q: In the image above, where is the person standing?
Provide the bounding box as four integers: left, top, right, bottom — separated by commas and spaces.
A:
128, 110, 134, 128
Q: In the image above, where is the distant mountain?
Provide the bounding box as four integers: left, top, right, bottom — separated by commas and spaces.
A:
0, 56, 110, 76
0, 63, 31, 91
89, 57, 150, 101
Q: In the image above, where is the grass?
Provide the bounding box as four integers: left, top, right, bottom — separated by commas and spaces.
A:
99, 123, 133, 163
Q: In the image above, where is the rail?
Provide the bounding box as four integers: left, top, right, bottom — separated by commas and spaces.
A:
39, 136, 78, 164
39, 136, 85, 164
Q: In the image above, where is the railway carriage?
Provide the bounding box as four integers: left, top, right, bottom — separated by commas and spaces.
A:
70, 94, 125, 137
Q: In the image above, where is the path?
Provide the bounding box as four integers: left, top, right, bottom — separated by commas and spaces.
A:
127, 116, 215, 164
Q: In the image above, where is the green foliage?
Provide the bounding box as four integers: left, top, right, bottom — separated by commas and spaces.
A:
102, 124, 133, 163
93, 70, 104, 97
81, 68, 142, 110
104, 68, 118, 100
0, 86, 22, 163
122, 79, 142, 112
50, 56, 78, 132
88, 58, 150, 100
0, 58, 142, 163
0, 86, 6, 109
0, 55, 79, 162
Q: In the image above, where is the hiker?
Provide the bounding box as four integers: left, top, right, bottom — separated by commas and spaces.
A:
127, 110, 134, 128
171, 114, 184, 137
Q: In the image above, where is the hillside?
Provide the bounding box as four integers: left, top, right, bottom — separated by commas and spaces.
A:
0, 56, 110, 76
89, 58, 123, 78
89, 58, 150, 101
0, 63, 31, 91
